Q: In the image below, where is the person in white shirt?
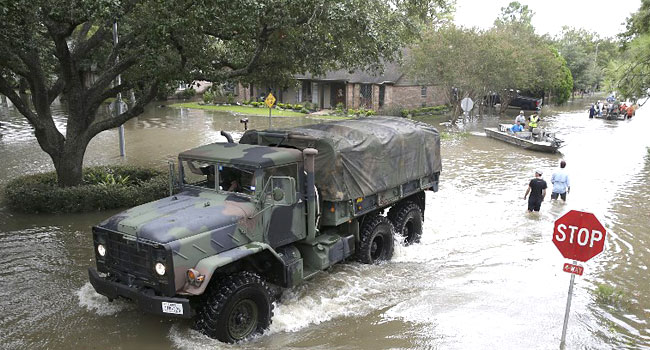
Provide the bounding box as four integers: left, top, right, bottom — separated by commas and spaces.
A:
551, 160, 570, 201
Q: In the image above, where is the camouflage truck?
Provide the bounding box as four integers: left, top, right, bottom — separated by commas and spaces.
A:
88, 116, 441, 342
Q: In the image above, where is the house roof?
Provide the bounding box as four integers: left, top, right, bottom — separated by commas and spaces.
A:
295, 62, 404, 84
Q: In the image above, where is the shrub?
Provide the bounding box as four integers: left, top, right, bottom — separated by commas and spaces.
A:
226, 93, 235, 104
202, 91, 214, 104
300, 107, 309, 113
335, 102, 347, 116
294, 104, 303, 110
2, 165, 169, 213
178, 88, 196, 99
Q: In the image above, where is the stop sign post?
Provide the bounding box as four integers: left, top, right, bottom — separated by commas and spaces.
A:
553, 210, 606, 349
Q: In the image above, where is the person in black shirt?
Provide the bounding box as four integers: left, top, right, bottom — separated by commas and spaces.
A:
524, 170, 547, 212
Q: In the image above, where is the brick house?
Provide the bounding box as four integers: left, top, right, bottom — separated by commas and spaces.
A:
231, 63, 447, 112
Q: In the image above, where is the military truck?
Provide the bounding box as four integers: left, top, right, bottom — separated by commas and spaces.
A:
88, 116, 441, 342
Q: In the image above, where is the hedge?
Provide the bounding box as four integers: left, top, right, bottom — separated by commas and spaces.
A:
2, 165, 169, 213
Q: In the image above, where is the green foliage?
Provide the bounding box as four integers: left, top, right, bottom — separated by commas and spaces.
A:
334, 102, 347, 115
346, 107, 376, 117
299, 107, 309, 113
408, 16, 571, 114
552, 63, 573, 104
84, 169, 130, 186
2, 166, 168, 213
554, 27, 619, 93
494, 1, 535, 31
226, 93, 235, 104
202, 90, 215, 104
303, 101, 316, 111
177, 88, 196, 100
605, 1, 650, 100
594, 284, 628, 308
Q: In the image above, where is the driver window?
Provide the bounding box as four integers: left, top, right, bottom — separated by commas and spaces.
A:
183, 160, 215, 189
218, 165, 255, 195
263, 164, 298, 191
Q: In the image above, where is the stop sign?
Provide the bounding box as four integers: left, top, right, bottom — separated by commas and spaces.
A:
553, 210, 606, 262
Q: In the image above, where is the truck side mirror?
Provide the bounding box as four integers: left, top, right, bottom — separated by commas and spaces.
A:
268, 176, 296, 206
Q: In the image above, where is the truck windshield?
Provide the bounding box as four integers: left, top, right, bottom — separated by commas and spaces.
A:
180, 158, 256, 195
217, 164, 256, 196
182, 160, 216, 189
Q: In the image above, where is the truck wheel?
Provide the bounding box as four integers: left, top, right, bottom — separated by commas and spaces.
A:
389, 202, 423, 245
194, 271, 273, 343
357, 215, 395, 264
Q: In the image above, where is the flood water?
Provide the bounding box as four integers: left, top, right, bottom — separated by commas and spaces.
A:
1, 99, 649, 350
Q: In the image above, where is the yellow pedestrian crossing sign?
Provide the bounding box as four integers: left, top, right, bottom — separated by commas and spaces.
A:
265, 93, 276, 108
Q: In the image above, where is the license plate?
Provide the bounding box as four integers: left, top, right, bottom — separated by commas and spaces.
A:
162, 302, 183, 315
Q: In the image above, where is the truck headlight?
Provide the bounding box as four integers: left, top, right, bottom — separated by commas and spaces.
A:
97, 244, 106, 257
155, 262, 166, 276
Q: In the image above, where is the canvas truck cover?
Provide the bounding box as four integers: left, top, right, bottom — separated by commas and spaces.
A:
239, 116, 441, 201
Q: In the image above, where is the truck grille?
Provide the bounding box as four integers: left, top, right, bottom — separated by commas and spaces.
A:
93, 227, 175, 296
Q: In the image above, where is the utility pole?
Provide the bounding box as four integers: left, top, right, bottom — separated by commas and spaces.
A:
113, 21, 126, 157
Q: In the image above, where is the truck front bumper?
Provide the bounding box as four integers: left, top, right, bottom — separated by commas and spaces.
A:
88, 268, 193, 318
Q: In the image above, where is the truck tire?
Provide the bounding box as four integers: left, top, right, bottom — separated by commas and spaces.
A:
194, 271, 273, 343
389, 202, 423, 245
357, 215, 395, 264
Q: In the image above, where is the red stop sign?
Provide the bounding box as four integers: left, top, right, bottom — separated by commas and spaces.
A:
553, 210, 606, 262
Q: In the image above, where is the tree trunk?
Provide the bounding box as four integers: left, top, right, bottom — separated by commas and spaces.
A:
52, 141, 88, 187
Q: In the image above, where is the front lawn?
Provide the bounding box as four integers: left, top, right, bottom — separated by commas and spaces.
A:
171, 103, 307, 117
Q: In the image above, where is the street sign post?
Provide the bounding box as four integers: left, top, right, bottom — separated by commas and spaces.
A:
553, 210, 606, 349
265, 93, 276, 128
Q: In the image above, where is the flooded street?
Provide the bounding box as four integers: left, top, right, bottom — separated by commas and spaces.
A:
1, 99, 649, 349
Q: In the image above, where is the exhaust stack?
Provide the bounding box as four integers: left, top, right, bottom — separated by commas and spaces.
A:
303, 148, 318, 241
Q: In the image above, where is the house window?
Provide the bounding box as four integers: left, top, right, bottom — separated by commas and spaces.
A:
223, 82, 238, 96
379, 85, 385, 108
421, 86, 427, 98
360, 84, 372, 108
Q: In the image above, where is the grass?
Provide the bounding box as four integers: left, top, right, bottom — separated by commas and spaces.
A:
171, 102, 307, 117
307, 114, 353, 120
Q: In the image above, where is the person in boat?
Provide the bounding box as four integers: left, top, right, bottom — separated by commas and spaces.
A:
620, 103, 628, 114
597, 100, 604, 117
627, 104, 636, 119
524, 169, 547, 212
528, 110, 540, 132
515, 110, 527, 126
550, 160, 570, 202
510, 120, 524, 133
589, 104, 596, 118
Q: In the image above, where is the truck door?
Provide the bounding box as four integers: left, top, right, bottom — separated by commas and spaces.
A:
261, 164, 306, 247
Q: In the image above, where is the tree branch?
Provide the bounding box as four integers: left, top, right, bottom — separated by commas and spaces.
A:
221, 26, 273, 79
86, 56, 138, 105
48, 78, 65, 104
86, 80, 160, 140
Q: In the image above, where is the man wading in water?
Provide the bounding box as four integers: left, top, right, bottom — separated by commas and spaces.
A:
524, 170, 547, 212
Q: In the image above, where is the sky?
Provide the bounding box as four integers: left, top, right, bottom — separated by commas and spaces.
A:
454, 0, 642, 38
